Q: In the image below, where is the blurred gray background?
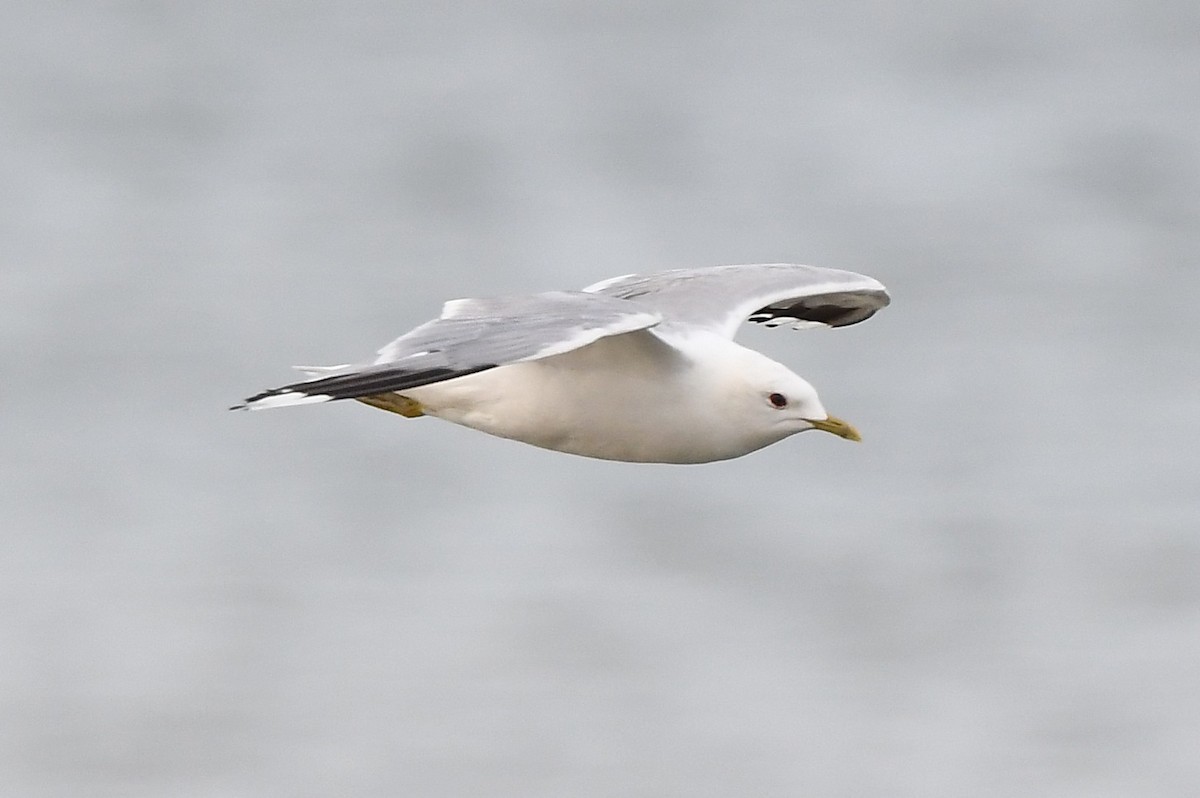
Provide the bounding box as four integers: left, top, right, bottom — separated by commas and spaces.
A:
3, 2, 1198, 796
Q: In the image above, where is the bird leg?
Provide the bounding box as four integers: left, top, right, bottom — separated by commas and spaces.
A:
354, 393, 425, 418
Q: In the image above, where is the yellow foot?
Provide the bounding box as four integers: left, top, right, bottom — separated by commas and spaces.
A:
355, 393, 425, 418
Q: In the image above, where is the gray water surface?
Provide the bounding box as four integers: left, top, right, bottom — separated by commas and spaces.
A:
3, 3, 1199, 796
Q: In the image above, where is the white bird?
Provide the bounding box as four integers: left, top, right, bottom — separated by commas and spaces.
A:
233, 264, 889, 463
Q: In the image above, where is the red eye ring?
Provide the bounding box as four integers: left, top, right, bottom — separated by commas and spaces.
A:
768, 392, 787, 408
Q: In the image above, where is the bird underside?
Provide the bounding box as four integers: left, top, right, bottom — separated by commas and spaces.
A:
354, 393, 425, 418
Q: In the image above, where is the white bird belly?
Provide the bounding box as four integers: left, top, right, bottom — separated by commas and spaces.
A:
402, 332, 772, 463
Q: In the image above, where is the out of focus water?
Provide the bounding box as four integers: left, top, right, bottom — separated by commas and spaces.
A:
2, 3, 1198, 796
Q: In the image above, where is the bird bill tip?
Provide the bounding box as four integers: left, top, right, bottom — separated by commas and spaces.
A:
807, 415, 862, 442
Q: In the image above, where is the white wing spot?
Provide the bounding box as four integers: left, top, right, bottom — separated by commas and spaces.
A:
246, 392, 333, 410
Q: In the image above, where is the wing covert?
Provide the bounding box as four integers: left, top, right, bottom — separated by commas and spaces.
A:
584, 263, 889, 339
234, 291, 660, 409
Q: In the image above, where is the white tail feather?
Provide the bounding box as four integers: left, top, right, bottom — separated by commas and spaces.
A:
240, 391, 334, 410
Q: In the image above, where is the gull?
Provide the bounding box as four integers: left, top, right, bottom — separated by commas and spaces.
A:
233, 264, 889, 463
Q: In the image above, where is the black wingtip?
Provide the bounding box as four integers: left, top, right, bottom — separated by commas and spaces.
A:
229, 387, 298, 410
231, 363, 498, 413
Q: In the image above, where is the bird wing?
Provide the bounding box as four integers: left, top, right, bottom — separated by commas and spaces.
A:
584, 263, 889, 340
232, 291, 661, 409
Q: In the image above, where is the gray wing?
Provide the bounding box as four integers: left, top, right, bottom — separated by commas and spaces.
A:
584, 263, 889, 339
233, 291, 661, 409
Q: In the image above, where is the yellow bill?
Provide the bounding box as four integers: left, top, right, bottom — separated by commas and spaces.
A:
806, 415, 862, 442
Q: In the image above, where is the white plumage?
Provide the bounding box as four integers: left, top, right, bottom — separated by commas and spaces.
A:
234, 264, 889, 463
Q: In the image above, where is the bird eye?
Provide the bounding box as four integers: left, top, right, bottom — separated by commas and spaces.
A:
768, 392, 788, 408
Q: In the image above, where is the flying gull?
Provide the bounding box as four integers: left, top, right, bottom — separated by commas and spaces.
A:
233, 264, 889, 463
